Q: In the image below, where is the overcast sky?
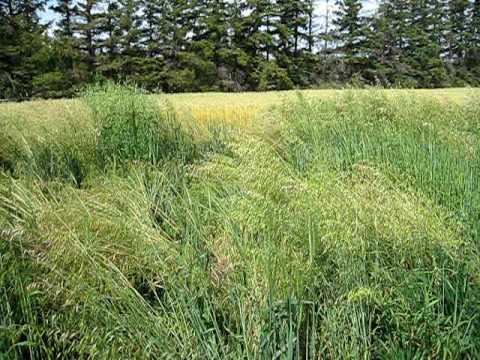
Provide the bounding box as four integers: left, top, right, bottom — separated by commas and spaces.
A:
40, 0, 380, 30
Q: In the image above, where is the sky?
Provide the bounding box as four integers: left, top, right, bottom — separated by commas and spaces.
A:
39, 0, 380, 30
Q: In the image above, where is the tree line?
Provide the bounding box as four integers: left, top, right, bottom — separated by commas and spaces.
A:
1, 0, 479, 99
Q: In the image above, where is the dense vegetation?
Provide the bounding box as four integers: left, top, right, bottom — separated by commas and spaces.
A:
1, 85, 479, 358
1, 0, 480, 99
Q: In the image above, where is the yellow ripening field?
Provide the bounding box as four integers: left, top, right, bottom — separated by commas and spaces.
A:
1, 88, 478, 131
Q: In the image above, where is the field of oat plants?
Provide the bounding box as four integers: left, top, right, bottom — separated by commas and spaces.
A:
1, 84, 479, 359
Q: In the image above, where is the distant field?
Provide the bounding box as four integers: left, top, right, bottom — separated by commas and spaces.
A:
1, 86, 479, 358
1, 88, 478, 129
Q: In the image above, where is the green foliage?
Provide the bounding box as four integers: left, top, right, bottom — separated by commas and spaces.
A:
0, 114, 95, 187
0, 0, 49, 99
2, 0, 480, 98
278, 90, 480, 356
1, 90, 479, 357
25, 139, 91, 188
258, 61, 295, 91
282, 89, 480, 243
32, 71, 70, 98
0, 231, 48, 359
333, 0, 366, 79
84, 83, 198, 165
0, 132, 21, 174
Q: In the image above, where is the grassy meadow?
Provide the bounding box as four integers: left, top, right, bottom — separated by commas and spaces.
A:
1, 85, 479, 358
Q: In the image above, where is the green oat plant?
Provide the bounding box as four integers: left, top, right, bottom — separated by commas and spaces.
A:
83, 83, 198, 166
1, 87, 479, 359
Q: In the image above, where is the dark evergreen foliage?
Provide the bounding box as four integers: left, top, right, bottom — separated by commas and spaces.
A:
1, 0, 479, 99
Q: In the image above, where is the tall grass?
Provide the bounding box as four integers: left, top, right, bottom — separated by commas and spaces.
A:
84, 83, 198, 165
0, 112, 95, 187
1, 87, 479, 358
282, 90, 480, 245
0, 83, 227, 186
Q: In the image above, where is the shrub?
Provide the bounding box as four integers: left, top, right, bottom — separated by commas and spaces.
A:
257, 62, 295, 91
32, 71, 72, 99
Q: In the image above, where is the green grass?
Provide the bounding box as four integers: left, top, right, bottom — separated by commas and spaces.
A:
1, 86, 479, 358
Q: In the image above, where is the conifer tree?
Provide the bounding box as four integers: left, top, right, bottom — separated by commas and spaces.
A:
116, 0, 143, 77
2, 0, 480, 98
97, 1, 121, 78
0, 0, 48, 97
142, 0, 164, 57
276, 0, 314, 84
73, 0, 102, 77
466, 0, 480, 80
228, 0, 251, 90
193, 0, 233, 89
50, 0, 77, 84
236, 0, 285, 89
240, 0, 277, 61
406, 0, 448, 87
51, 0, 75, 37
333, 0, 366, 80
156, 0, 203, 91
372, 0, 413, 85
447, 0, 470, 64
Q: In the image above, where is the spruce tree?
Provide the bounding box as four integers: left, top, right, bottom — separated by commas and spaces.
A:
333, 0, 366, 80
229, 0, 251, 90
142, 0, 164, 57
466, 0, 480, 80
131, 0, 166, 89
472, 0, 480, 44
276, 0, 309, 57
116, 0, 143, 77
240, 0, 277, 61
373, 0, 413, 85
276, 0, 313, 84
471, 0, 480, 43
306, 0, 315, 53
51, 0, 75, 37
73, 0, 102, 77
193, 0, 233, 89
50, 0, 78, 86
447, 0, 470, 63
97, 1, 121, 78
406, 0, 448, 87
237, 0, 284, 89
0, 0, 48, 98
159, 0, 202, 91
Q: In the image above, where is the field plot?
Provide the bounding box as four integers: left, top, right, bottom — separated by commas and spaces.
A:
0, 88, 475, 128
1, 86, 479, 358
